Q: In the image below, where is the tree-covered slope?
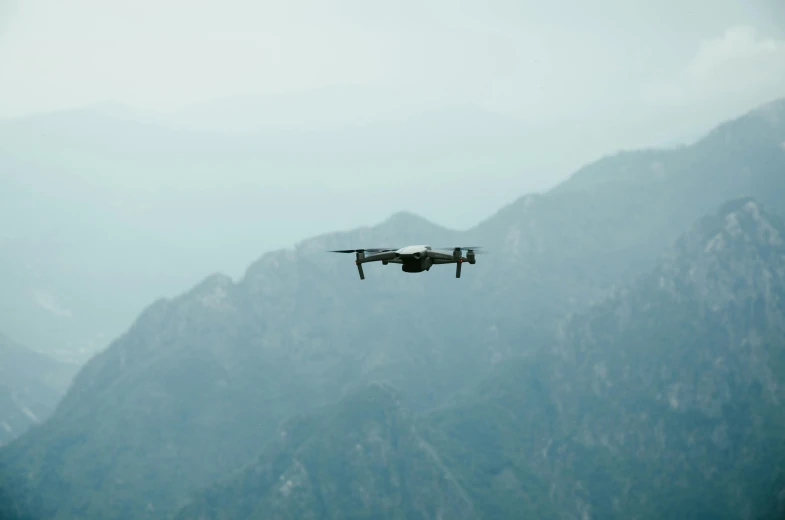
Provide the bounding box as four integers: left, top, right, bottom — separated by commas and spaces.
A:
174, 383, 478, 520
176, 197, 785, 519
464, 98, 785, 345
428, 198, 785, 519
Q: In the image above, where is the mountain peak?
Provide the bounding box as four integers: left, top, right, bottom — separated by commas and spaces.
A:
380, 210, 436, 229
688, 197, 784, 254
187, 272, 234, 296
644, 198, 785, 314
750, 97, 785, 124
287, 209, 456, 260
716, 195, 759, 215
373, 210, 457, 244
697, 97, 785, 151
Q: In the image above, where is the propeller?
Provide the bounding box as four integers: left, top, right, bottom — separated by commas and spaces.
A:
328, 248, 396, 253
434, 246, 487, 254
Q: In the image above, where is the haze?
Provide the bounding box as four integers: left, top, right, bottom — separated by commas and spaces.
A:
3, 1, 785, 179
2, 2, 785, 518
1, 0, 784, 360
2, 2, 784, 117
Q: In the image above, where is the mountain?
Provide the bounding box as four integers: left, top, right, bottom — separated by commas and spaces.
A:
2, 93, 782, 363
0, 97, 560, 363
0, 215, 471, 519
177, 197, 785, 519
462, 97, 785, 345
0, 334, 77, 446
174, 383, 478, 520
1, 98, 784, 519
178, 197, 785, 519
428, 197, 785, 519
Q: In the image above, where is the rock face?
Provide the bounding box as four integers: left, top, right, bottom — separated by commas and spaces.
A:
0, 334, 77, 446
428, 198, 785, 520
1, 98, 785, 519
177, 198, 785, 519
175, 383, 479, 520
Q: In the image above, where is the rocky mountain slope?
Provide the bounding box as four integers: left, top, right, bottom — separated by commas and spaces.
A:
0, 334, 77, 446
463, 98, 785, 346
177, 197, 785, 519
1, 99, 784, 519
428, 197, 785, 519
175, 383, 478, 520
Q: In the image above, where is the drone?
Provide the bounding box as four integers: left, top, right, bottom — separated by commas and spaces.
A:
329, 245, 481, 280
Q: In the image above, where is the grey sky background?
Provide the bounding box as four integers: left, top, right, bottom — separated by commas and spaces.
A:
1, 0, 784, 231
1, 0, 783, 118
0, 0, 784, 358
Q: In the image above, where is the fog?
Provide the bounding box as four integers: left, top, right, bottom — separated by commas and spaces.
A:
3, 0, 785, 192
1, 0, 784, 359
3, 1, 784, 120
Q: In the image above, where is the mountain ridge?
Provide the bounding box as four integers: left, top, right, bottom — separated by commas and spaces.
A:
175, 196, 785, 519
424, 197, 785, 519
1, 96, 783, 364
2, 98, 785, 518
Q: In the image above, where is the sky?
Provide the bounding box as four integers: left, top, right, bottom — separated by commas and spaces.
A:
1, 1, 783, 217
0, 0, 784, 357
1, 1, 784, 220
1, 0, 784, 121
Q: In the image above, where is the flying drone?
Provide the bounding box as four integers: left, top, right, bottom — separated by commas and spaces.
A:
329, 245, 481, 280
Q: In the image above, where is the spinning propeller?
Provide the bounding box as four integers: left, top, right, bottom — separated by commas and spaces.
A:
328, 248, 394, 253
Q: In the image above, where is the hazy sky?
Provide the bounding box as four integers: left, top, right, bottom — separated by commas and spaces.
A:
1, 0, 784, 356
1, 0, 784, 121
2, 0, 785, 239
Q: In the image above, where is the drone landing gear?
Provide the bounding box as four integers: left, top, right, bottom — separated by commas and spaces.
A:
452, 247, 463, 278
355, 252, 365, 280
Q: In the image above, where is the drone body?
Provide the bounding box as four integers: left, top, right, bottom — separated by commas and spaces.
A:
330, 245, 479, 280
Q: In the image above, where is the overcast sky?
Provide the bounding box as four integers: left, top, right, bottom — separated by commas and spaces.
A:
1, 0, 784, 239
1, 0, 784, 121
1, 0, 784, 353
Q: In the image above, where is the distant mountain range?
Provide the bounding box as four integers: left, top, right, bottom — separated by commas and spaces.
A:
172, 197, 785, 519
0, 334, 77, 446
1, 98, 784, 519
0, 89, 774, 363
0, 94, 585, 363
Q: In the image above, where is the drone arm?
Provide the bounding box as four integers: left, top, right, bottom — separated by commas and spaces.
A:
353, 250, 398, 280
426, 250, 458, 263
357, 251, 398, 264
